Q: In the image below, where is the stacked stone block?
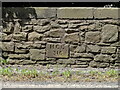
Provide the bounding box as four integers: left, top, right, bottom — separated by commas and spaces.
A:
1, 7, 120, 68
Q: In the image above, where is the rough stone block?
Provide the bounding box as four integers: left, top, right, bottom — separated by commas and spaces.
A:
0, 42, 14, 52
85, 31, 101, 43
102, 24, 118, 43
78, 58, 92, 61
9, 54, 30, 59
94, 8, 119, 19
46, 43, 69, 58
30, 49, 45, 60
87, 45, 101, 53
57, 59, 76, 64
94, 54, 111, 62
62, 33, 80, 44
101, 47, 116, 54
71, 65, 88, 68
57, 7, 93, 18
45, 29, 65, 38
13, 32, 27, 41
28, 32, 43, 41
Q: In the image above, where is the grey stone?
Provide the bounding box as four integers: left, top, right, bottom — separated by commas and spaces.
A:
9, 54, 30, 59
3, 22, 14, 34
99, 63, 109, 68
85, 31, 101, 43
70, 44, 86, 53
89, 61, 100, 68
15, 43, 28, 53
65, 29, 79, 34
2, 33, 12, 41
34, 7, 56, 18
71, 65, 88, 68
102, 24, 118, 43
0, 42, 14, 52
94, 54, 111, 62
94, 8, 119, 19
46, 43, 69, 58
87, 45, 101, 53
57, 59, 76, 64
101, 47, 116, 54
13, 32, 27, 41
28, 32, 43, 41
71, 53, 93, 58
14, 21, 21, 33
43, 38, 61, 43
34, 25, 51, 33
78, 58, 92, 61
22, 25, 33, 32
45, 29, 65, 38
76, 61, 88, 65
57, 7, 93, 18
62, 33, 80, 43
30, 49, 45, 60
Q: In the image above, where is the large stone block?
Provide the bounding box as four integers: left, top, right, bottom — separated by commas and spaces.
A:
45, 29, 65, 38
0, 42, 14, 52
94, 8, 119, 19
85, 31, 101, 43
46, 43, 69, 58
13, 32, 27, 41
34, 7, 56, 18
62, 33, 80, 43
102, 24, 118, 43
101, 47, 116, 54
28, 32, 43, 41
87, 45, 101, 53
94, 54, 111, 62
57, 7, 93, 18
30, 49, 45, 60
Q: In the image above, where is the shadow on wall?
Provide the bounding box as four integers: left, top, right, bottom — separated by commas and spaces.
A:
2, 7, 37, 27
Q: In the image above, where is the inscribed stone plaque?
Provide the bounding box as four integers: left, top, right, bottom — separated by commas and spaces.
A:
46, 43, 69, 58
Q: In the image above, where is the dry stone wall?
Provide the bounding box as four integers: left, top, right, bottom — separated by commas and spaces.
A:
1, 7, 120, 68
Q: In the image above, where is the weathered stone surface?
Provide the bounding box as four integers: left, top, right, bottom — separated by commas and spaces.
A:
45, 29, 65, 38
71, 65, 88, 68
34, 25, 51, 33
87, 45, 101, 53
14, 21, 21, 33
13, 32, 27, 41
85, 31, 101, 43
89, 61, 100, 68
15, 43, 28, 53
69, 24, 80, 29
3, 22, 14, 34
34, 7, 56, 18
46, 43, 69, 58
101, 47, 116, 54
57, 7, 93, 18
70, 44, 86, 53
50, 21, 60, 28
9, 54, 29, 59
76, 61, 88, 65
2, 33, 12, 41
94, 8, 119, 19
43, 38, 61, 43
30, 49, 45, 60
94, 54, 111, 62
102, 25, 118, 43
99, 63, 109, 68
22, 25, 33, 32
57, 59, 76, 64
65, 29, 79, 34
62, 33, 80, 43
78, 58, 92, 61
0, 42, 14, 52
28, 32, 43, 41
39, 19, 50, 26
71, 53, 93, 58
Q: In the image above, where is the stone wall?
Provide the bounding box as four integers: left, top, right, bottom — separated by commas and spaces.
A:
1, 7, 120, 68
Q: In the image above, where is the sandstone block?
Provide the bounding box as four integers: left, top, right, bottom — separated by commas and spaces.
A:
87, 45, 101, 53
